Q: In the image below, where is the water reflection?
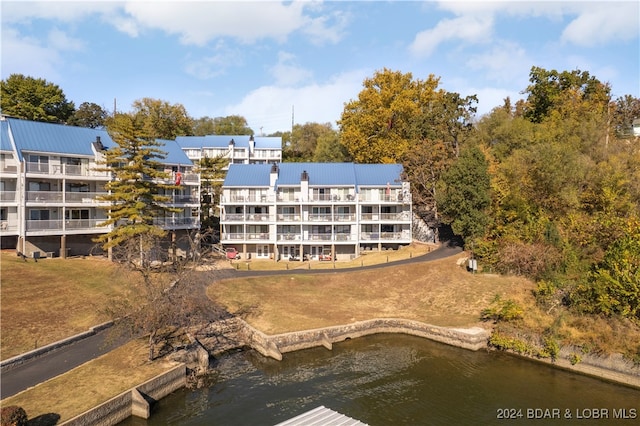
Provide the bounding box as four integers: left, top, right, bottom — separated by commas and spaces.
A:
121, 335, 639, 426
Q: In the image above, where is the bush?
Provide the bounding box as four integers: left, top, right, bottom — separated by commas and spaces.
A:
481, 295, 524, 322
1, 406, 27, 426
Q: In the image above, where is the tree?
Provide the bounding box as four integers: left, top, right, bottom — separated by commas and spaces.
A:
522, 66, 610, 124
339, 68, 441, 163
401, 89, 477, 229
284, 122, 337, 162
197, 154, 229, 229
193, 115, 253, 136
131, 98, 194, 140
313, 130, 350, 162
95, 113, 179, 252
436, 145, 491, 243
0, 74, 75, 123
67, 102, 108, 128
574, 218, 640, 320
95, 112, 193, 360
611, 95, 640, 138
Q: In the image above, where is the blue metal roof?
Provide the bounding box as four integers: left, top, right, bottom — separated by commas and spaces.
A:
5, 117, 114, 161
155, 138, 195, 166
176, 134, 282, 150
223, 162, 404, 188
0, 119, 13, 152
4, 117, 193, 166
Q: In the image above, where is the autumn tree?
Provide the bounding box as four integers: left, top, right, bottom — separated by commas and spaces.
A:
611, 95, 640, 138
131, 97, 194, 140
339, 68, 441, 163
0, 74, 75, 123
68, 102, 108, 128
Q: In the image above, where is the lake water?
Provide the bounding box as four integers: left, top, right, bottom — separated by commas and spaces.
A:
121, 334, 639, 425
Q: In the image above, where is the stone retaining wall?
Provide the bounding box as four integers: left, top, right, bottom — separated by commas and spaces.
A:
60, 364, 186, 426
241, 318, 491, 361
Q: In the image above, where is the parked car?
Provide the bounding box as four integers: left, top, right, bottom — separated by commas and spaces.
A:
318, 250, 332, 261
225, 248, 240, 260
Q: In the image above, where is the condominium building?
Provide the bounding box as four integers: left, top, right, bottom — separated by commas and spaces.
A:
219, 162, 412, 261
176, 134, 282, 165
0, 116, 199, 258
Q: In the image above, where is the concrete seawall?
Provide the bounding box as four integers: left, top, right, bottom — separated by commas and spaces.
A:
240, 318, 491, 361
60, 364, 186, 426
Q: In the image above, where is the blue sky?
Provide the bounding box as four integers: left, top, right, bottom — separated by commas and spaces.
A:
2, 0, 638, 135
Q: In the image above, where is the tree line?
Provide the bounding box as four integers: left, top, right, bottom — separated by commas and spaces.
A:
2, 67, 639, 325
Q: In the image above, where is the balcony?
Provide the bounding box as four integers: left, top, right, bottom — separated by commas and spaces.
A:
360, 232, 406, 241
277, 214, 301, 221
25, 219, 108, 232
27, 191, 63, 203
246, 213, 270, 221
278, 233, 301, 241
0, 191, 17, 203
65, 192, 109, 204
153, 217, 200, 228
308, 214, 332, 222
308, 233, 332, 241
26, 162, 110, 178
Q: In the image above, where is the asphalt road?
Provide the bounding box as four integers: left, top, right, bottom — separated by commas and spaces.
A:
1, 242, 463, 399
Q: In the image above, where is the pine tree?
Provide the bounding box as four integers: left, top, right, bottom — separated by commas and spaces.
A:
95, 113, 180, 262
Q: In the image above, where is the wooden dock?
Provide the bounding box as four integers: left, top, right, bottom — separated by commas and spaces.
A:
275, 406, 368, 425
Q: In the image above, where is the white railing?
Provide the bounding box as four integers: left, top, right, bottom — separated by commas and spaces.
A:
278, 234, 301, 241
277, 214, 301, 221
308, 234, 332, 241
308, 214, 332, 221
360, 232, 406, 241
27, 191, 63, 202
26, 162, 110, 177
246, 214, 270, 221
1, 191, 17, 202
65, 192, 109, 203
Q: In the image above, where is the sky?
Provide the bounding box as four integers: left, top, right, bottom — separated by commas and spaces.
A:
2, 0, 639, 135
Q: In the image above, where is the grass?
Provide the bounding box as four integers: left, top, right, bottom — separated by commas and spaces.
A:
209, 253, 535, 334
0, 251, 135, 360
0, 339, 178, 423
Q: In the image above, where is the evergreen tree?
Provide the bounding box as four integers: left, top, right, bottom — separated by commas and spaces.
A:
0, 74, 75, 123
95, 113, 180, 255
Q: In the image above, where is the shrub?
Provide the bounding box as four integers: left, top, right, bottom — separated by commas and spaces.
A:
481, 295, 524, 322
0, 406, 27, 426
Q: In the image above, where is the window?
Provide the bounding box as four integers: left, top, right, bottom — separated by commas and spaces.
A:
28, 155, 49, 172
30, 209, 50, 220
65, 209, 89, 220
256, 245, 270, 258
28, 181, 51, 191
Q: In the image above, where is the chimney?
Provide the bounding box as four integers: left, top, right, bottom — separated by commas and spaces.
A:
270, 163, 279, 187
249, 135, 255, 154
300, 170, 309, 201
92, 135, 105, 151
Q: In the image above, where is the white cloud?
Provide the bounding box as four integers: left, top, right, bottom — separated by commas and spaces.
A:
227, 69, 367, 134
1, 26, 62, 80
121, 1, 342, 46
269, 52, 313, 86
184, 41, 244, 80
48, 28, 85, 52
1, 1, 118, 24
409, 14, 494, 57
561, 2, 639, 46
465, 41, 531, 85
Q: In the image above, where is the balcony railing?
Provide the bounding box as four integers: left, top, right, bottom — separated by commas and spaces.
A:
360, 232, 406, 241
1, 191, 17, 202
308, 233, 332, 241
153, 217, 200, 227
277, 214, 301, 221
65, 192, 109, 203
26, 219, 107, 231
27, 191, 63, 202
246, 213, 270, 221
278, 233, 301, 241
308, 214, 332, 221
26, 162, 110, 177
